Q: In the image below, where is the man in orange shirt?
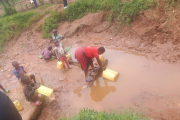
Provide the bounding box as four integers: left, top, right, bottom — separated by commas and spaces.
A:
75, 47, 105, 82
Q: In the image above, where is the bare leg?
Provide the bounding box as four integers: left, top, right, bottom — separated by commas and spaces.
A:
90, 62, 95, 71
64, 56, 70, 68
84, 69, 88, 80
49, 53, 53, 59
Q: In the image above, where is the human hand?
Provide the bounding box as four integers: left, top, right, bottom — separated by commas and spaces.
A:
100, 67, 103, 71
19, 71, 25, 77
35, 84, 40, 89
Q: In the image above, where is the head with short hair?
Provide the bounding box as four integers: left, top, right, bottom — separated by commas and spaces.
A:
98, 47, 105, 55
53, 39, 59, 47
12, 61, 20, 69
21, 76, 31, 85
47, 46, 52, 51
53, 29, 57, 35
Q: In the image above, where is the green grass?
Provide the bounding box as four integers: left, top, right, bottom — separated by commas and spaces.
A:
41, 0, 157, 37
0, 10, 44, 50
60, 108, 150, 120
166, 0, 180, 6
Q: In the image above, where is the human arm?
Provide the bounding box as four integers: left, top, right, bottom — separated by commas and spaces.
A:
22, 66, 26, 73
14, 70, 25, 79
0, 84, 5, 92
25, 86, 38, 99
96, 57, 103, 71
53, 49, 60, 61
59, 34, 65, 40
30, 74, 36, 83
50, 35, 55, 43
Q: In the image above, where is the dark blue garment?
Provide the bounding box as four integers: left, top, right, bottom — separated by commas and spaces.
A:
33, 0, 37, 7
63, 0, 67, 7
0, 91, 22, 120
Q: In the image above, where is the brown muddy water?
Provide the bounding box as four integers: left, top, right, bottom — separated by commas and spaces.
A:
64, 47, 180, 115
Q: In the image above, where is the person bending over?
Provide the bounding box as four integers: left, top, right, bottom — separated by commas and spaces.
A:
75, 47, 105, 82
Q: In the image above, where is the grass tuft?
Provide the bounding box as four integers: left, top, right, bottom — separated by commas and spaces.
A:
0, 11, 44, 50
60, 108, 150, 120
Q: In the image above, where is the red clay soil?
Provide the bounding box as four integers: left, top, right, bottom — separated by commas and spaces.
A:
58, 6, 180, 64
1, 1, 180, 120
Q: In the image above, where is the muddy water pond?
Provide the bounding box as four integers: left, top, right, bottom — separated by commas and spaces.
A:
65, 48, 180, 115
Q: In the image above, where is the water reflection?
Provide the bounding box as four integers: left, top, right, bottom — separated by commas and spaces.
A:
73, 79, 116, 102
90, 79, 116, 102
74, 87, 82, 97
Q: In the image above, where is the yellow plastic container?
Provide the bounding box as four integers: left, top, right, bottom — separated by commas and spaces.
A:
37, 85, 53, 97
99, 55, 104, 63
102, 69, 119, 81
66, 54, 71, 58
13, 101, 23, 111
57, 61, 63, 70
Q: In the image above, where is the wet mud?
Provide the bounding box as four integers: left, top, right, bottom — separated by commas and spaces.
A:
1, 33, 180, 120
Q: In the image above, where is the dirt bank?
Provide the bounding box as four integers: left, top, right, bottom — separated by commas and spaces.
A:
57, 6, 180, 64
1, 2, 180, 120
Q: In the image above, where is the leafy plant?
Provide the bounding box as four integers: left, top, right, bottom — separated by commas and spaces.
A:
25, 4, 28, 10
39, 0, 44, 5
61, 108, 150, 120
166, 0, 180, 6
49, 0, 53, 4
4, 6, 17, 16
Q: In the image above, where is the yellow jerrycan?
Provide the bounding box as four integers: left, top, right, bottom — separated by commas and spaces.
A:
102, 69, 119, 81
99, 55, 104, 63
37, 85, 53, 97
13, 101, 23, 111
66, 54, 71, 58
57, 61, 63, 70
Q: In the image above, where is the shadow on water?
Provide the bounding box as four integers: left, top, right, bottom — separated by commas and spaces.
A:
73, 57, 116, 102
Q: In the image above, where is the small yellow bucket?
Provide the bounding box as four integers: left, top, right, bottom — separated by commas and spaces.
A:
13, 101, 23, 111
37, 85, 53, 97
102, 69, 119, 81
57, 61, 63, 70
66, 54, 71, 58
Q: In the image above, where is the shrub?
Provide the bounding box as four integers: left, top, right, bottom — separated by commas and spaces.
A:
4, 6, 17, 16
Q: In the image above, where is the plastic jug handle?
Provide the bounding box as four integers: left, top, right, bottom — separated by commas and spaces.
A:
14, 101, 17, 106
